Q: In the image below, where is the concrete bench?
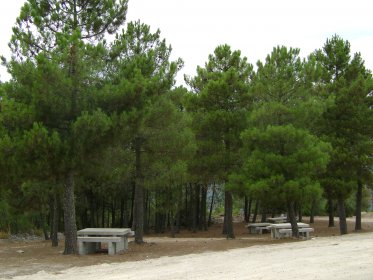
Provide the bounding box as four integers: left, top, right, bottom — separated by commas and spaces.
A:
247, 223, 271, 234
78, 236, 123, 255
278, 227, 314, 239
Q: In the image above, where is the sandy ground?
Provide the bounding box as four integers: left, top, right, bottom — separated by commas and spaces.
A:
1, 214, 373, 280
3, 233, 373, 280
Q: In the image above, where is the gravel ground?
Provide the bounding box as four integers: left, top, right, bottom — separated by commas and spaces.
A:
3, 232, 373, 280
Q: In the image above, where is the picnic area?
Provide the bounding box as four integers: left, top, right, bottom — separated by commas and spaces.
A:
1, 213, 373, 279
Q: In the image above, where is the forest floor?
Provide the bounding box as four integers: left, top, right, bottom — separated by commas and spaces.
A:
1, 213, 373, 279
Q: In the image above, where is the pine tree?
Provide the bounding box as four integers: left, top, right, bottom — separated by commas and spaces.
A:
5, 0, 128, 254
186, 44, 253, 239
315, 35, 373, 234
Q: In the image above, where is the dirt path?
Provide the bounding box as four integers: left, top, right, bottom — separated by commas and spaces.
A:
4, 232, 373, 280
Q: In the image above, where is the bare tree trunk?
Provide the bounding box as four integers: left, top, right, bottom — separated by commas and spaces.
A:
338, 197, 348, 235
111, 200, 116, 227
63, 171, 77, 254
143, 191, 148, 234
252, 200, 259, 223
328, 197, 335, 227
129, 181, 135, 228
355, 179, 363, 231
195, 184, 201, 230
244, 196, 252, 223
222, 191, 228, 235
287, 200, 299, 238
101, 198, 105, 227
309, 199, 315, 224
200, 185, 207, 231
224, 191, 235, 239
51, 192, 59, 247
133, 137, 144, 244
298, 203, 303, 222
208, 183, 215, 227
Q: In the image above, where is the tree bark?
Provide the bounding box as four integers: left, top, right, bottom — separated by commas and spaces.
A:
63, 171, 77, 254
208, 183, 215, 227
355, 179, 363, 231
133, 137, 144, 243
309, 199, 315, 224
245, 197, 252, 223
261, 210, 267, 222
298, 203, 303, 222
252, 200, 259, 223
101, 198, 105, 227
51, 192, 59, 247
200, 185, 207, 231
244, 196, 248, 222
224, 191, 235, 239
328, 197, 335, 227
191, 184, 198, 233
287, 200, 299, 238
338, 197, 348, 235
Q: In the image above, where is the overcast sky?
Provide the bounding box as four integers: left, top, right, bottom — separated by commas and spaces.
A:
1, 0, 372, 85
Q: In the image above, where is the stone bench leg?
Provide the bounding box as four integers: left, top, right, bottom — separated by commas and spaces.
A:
108, 242, 116, 255
301, 231, 310, 239
116, 237, 128, 252
78, 241, 97, 255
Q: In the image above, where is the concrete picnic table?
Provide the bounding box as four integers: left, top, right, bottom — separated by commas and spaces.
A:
267, 223, 310, 239
267, 216, 287, 223
247, 223, 272, 234
77, 228, 134, 255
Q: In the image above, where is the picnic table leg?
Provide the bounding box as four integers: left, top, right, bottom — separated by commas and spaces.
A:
107, 242, 116, 255
78, 241, 96, 255
116, 237, 128, 252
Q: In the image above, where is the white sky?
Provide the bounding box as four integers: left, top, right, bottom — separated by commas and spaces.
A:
1, 0, 372, 85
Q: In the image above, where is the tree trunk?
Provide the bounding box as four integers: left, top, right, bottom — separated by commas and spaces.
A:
191, 184, 198, 233
309, 199, 315, 224
224, 191, 235, 239
338, 197, 348, 235
328, 197, 335, 227
195, 184, 201, 230
222, 191, 228, 235
41, 212, 50, 240
120, 198, 125, 227
129, 181, 135, 228
252, 200, 259, 223
200, 185, 207, 231
355, 179, 363, 231
51, 193, 59, 247
63, 171, 77, 254
143, 190, 149, 234
244, 196, 248, 222
208, 183, 215, 227
287, 200, 299, 238
133, 137, 144, 243
298, 203, 303, 222
110, 201, 115, 227
246, 197, 252, 223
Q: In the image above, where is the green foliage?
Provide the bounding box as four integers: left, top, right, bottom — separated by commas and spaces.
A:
240, 125, 330, 201
9, 0, 128, 60
186, 44, 253, 184
316, 35, 373, 200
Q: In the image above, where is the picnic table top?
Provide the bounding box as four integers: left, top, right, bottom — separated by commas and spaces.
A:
267, 217, 287, 222
247, 223, 272, 227
267, 223, 309, 229
77, 228, 132, 236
